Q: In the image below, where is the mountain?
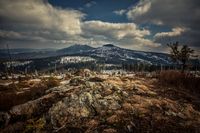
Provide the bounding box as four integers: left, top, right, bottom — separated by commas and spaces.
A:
102, 44, 116, 47
0, 48, 57, 60
0, 44, 173, 65
79, 44, 172, 65
57, 44, 95, 55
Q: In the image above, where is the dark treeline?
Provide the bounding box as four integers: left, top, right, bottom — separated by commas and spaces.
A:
121, 63, 200, 72
1, 59, 200, 75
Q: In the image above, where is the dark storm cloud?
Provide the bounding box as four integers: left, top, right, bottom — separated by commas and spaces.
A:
0, 0, 160, 51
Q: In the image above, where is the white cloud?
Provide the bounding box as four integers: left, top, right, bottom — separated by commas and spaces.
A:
81, 21, 160, 49
113, 9, 126, 16
127, 0, 151, 20
154, 27, 186, 38
82, 21, 150, 40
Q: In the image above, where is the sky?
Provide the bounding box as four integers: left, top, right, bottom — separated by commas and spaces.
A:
0, 0, 199, 54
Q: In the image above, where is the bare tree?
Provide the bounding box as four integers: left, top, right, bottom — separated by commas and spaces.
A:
167, 42, 194, 73
6, 44, 13, 76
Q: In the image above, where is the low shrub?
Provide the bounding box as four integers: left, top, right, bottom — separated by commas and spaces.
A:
158, 70, 200, 94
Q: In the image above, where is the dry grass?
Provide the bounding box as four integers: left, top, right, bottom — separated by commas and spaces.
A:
0, 77, 60, 111
102, 128, 117, 133
106, 115, 120, 124
158, 70, 200, 95
43, 77, 60, 88
0, 83, 48, 111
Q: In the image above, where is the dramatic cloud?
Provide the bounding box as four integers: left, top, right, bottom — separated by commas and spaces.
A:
81, 21, 160, 50
153, 28, 200, 54
127, 0, 200, 28
127, 0, 200, 52
0, 0, 87, 49
0, 0, 160, 51
1, 0, 180, 52
0, 0, 85, 35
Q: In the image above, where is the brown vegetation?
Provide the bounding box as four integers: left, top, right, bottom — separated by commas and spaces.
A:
158, 70, 200, 94
0, 77, 60, 111
43, 77, 60, 88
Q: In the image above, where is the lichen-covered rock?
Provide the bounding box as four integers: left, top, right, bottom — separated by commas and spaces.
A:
48, 93, 93, 128
47, 85, 123, 129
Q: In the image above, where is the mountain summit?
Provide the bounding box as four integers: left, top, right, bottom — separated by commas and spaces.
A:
57, 44, 94, 54
103, 44, 116, 47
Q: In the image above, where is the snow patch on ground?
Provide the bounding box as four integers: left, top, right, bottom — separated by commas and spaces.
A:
4, 61, 32, 68
60, 56, 95, 64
